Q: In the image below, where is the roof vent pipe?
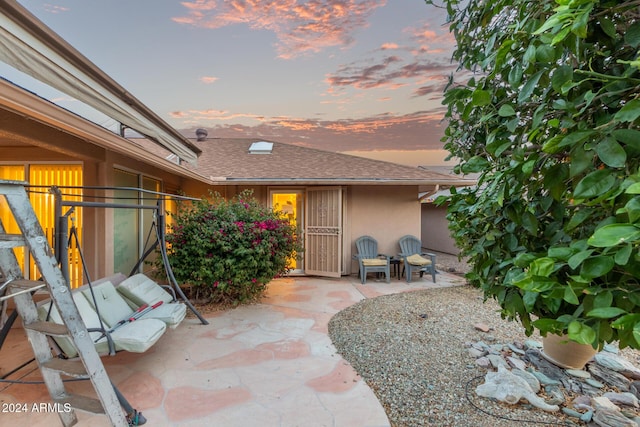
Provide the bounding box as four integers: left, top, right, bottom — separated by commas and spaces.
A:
195, 128, 208, 141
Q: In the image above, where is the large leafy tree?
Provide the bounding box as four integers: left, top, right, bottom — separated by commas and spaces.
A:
431, 0, 640, 348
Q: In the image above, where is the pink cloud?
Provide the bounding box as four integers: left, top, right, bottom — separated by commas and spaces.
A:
177, 109, 447, 152
326, 56, 456, 91
174, 0, 387, 58
43, 3, 69, 14
199, 76, 219, 84
380, 42, 399, 50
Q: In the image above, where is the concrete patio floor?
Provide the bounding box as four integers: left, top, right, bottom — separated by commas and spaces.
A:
0, 272, 466, 426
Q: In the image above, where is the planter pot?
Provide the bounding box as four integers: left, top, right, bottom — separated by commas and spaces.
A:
541, 334, 598, 370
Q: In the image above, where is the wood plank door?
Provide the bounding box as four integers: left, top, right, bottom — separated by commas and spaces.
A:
304, 187, 342, 277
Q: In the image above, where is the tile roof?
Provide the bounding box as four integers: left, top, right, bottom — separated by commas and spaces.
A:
184, 138, 476, 186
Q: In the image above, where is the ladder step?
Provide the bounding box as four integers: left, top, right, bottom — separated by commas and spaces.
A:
0, 233, 27, 248
9, 279, 49, 291
42, 359, 87, 378
24, 320, 69, 336
1, 280, 49, 302
54, 393, 105, 414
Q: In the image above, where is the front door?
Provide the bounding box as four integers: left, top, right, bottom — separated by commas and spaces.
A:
271, 190, 304, 274
304, 187, 342, 277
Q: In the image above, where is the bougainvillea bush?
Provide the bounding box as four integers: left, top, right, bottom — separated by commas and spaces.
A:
165, 190, 299, 305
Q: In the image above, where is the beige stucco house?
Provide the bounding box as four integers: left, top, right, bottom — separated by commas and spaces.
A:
166, 133, 474, 277
0, 0, 475, 286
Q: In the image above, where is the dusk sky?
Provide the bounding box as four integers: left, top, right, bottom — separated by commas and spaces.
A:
1, 0, 459, 166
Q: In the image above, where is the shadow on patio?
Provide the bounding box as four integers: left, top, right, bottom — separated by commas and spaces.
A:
0, 272, 466, 426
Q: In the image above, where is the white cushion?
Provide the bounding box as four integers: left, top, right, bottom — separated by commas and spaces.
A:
38, 293, 111, 357
81, 281, 134, 329
109, 319, 166, 353
117, 274, 186, 328
117, 273, 174, 305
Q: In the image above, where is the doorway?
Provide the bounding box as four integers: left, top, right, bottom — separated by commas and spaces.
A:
271, 190, 304, 274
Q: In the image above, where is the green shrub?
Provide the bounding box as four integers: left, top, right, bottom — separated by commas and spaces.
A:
165, 190, 300, 305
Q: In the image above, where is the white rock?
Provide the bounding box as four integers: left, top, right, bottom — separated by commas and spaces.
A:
595, 353, 640, 380
592, 396, 620, 412
602, 392, 639, 408
475, 366, 559, 412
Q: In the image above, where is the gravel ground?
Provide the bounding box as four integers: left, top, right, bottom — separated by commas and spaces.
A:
328, 284, 640, 427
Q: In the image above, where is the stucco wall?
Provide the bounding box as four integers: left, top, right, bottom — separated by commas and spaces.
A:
347, 185, 421, 275
421, 203, 459, 255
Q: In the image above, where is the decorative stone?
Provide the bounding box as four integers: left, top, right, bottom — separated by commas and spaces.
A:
579, 409, 594, 423
507, 356, 527, 371
562, 407, 583, 419
592, 396, 620, 412
469, 347, 486, 358
473, 341, 491, 351
508, 343, 526, 355
595, 353, 640, 380
474, 322, 490, 332
527, 368, 561, 386
603, 344, 620, 354
512, 369, 541, 393
630, 381, 640, 400
603, 392, 639, 408
585, 378, 605, 389
572, 395, 593, 409
545, 384, 566, 406
592, 408, 636, 427
487, 354, 509, 369
475, 366, 560, 412
589, 363, 632, 391
566, 369, 592, 379
525, 340, 543, 349
475, 357, 491, 369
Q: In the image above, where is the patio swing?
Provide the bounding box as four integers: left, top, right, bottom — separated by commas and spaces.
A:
0, 185, 208, 425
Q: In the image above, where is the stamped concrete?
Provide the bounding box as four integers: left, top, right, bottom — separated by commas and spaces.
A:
0, 272, 465, 426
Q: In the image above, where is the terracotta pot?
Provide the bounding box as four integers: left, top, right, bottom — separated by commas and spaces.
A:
541, 334, 598, 370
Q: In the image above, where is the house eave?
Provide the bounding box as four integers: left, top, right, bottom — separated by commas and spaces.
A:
207, 177, 478, 186
0, 79, 212, 184
0, 0, 201, 163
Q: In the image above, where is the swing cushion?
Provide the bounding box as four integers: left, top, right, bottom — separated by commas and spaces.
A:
39, 292, 109, 357
81, 281, 136, 329
38, 292, 166, 356
117, 274, 187, 329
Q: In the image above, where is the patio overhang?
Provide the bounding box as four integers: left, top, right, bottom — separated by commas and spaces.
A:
0, 0, 201, 165
0, 79, 212, 184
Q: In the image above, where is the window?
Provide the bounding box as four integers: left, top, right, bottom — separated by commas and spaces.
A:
0, 164, 83, 287
113, 169, 161, 276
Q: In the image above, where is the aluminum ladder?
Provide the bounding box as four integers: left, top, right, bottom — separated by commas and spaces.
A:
0, 180, 127, 426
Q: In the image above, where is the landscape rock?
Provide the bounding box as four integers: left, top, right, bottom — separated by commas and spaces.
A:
595, 353, 640, 380
475, 356, 491, 368
592, 396, 621, 412
474, 322, 491, 332
602, 392, 639, 408
589, 363, 632, 391
630, 381, 640, 400
544, 384, 566, 406
507, 356, 527, 371
475, 366, 560, 412
592, 408, 636, 427
487, 354, 509, 369
512, 369, 541, 393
